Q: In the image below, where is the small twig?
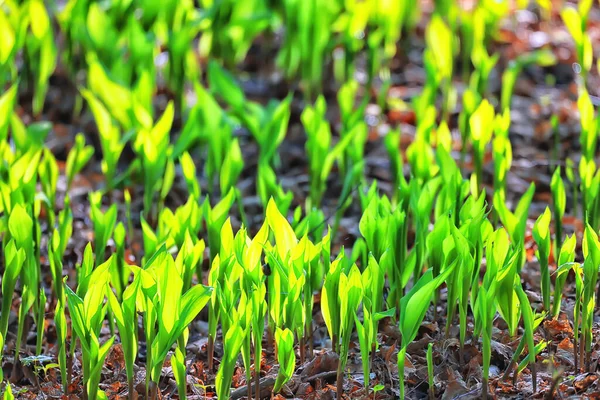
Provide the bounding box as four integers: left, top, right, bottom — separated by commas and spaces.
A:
303, 370, 337, 383
231, 376, 276, 400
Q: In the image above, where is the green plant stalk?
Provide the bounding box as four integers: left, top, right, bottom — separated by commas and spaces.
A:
399, 267, 454, 399
354, 315, 371, 391
55, 299, 68, 394
481, 290, 493, 400
533, 208, 551, 311
335, 266, 362, 397
582, 226, 600, 371
33, 217, 44, 355
216, 323, 245, 400
444, 260, 460, 339
551, 168, 565, 255
14, 286, 35, 370
107, 276, 139, 400
35, 288, 46, 355
172, 347, 187, 400
516, 341, 547, 376
0, 241, 24, 348
515, 284, 537, 391
427, 343, 434, 400
573, 262, 583, 370
553, 234, 577, 318
399, 346, 408, 400
454, 226, 476, 361
273, 328, 295, 393
207, 285, 220, 372
144, 301, 157, 399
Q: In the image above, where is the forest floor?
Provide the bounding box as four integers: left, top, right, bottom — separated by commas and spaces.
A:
7, 3, 600, 400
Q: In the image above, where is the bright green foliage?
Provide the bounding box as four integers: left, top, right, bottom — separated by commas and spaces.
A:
234, 222, 269, 398
553, 235, 577, 318
7, 202, 41, 362
134, 101, 175, 217
171, 347, 187, 400
54, 297, 68, 394
65, 258, 115, 400
199, 0, 270, 67
435, 139, 466, 220
26, 0, 57, 115
273, 328, 295, 393
11, 118, 51, 157
427, 215, 451, 314
407, 137, 438, 182
276, 0, 340, 99
334, 264, 363, 396
492, 109, 512, 203
321, 255, 344, 352
578, 89, 597, 161
81, 89, 125, 189
487, 229, 520, 337
0, 241, 25, 351
383, 129, 407, 205
427, 342, 434, 397
302, 96, 353, 211
425, 15, 454, 119
220, 138, 244, 196
459, 193, 491, 312
360, 194, 394, 262
533, 207, 552, 312
332, 1, 369, 83
207, 64, 294, 211
264, 198, 324, 364
3, 383, 13, 400
205, 188, 237, 261
453, 226, 475, 351
494, 182, 535, 267
503, 306, 545, 383
89, 192, 117, 265
579, 225, 600, 371
65, 133, 94, 191
215, 321, 246, 400
107, 271, 141, 399
398, 266, 454, 399
160, 3, 200, 102
355, 255, 393, 390
38, 149, 59, 214
206, 224, 236, 371
1, 2, 599, 399
0, 84, 18, 142
469, 100, 495, 192
139, 250, 213, 392
408, 178, 440, 282
476, 252, 498, 399
1, 149, 41, 210
180, 152, 201, 200
573, 260, 584, 370
366, 0, 408, 76
562, 5, 593, 78
551, 168, 566, 252
49, 227, 69, 392
337, 80, 368, 174
579, 156, 600, 229
514, 283, 538, 392
468, 10, 499, 99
